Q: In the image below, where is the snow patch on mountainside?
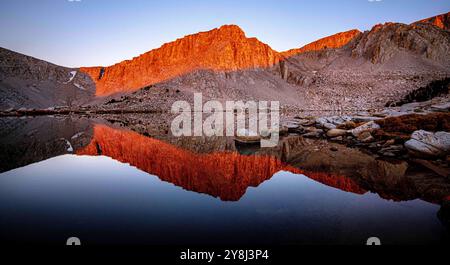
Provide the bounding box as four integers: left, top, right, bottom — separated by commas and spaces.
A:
64, 71, 77, 84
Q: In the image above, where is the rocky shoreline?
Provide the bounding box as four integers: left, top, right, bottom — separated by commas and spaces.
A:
280, 103, 450, 179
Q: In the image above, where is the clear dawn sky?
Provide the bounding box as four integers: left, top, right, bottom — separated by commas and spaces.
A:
0, 0, 448, 68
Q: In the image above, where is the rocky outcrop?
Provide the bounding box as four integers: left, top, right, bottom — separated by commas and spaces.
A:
375, 113, 450, 136
281, 29, 361, 57
0, 47, 95, 110
350, 121, 381, 137
350, 22, 450, 64
414, 12, 450, 31
405, 130, 450, 157
80, 25, 281, 96
272, 19, 450, 112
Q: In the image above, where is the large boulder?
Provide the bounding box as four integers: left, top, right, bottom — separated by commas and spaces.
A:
326, 129, 347, 138
316, 116, 352, 129
350, 121, 381, 137
405, 130, 450, 157
431, 102, 450, 112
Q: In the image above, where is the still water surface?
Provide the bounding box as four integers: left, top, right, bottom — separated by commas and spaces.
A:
0, 116, 448, 245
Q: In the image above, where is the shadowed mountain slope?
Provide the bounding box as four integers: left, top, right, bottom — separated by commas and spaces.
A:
0, 48, 95, 110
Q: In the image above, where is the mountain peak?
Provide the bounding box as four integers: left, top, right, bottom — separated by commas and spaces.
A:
79, 12, 450, 97
81, 25, 280, 96
174, 24, 247, 43
217, 24, 245, 33
350, 21, 450, 64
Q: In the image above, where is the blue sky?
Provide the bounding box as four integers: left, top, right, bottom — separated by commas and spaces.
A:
0, 0, 448, 67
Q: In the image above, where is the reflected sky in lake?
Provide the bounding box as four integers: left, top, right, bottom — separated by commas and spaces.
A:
0, 154, 446, 245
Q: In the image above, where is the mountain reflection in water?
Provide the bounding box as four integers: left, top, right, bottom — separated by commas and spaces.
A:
0, 116, 449, 203
0, 116, 449, 245
77, 124, 366, 201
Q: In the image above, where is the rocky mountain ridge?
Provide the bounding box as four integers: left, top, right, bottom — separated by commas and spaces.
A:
349, 22, 450, 64
97, 16, 450, 113
1, 11, 449, 112
0, 48, 95, 110
79, 12, 450, 99
414, 12, 450, 30
80, 25, 281, 96
281, 29, 362, 58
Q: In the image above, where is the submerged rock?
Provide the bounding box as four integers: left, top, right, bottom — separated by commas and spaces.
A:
405, 130, 450, 157
378, 145, 405, 157
358, 131, 375, 143
303, 129, 324, 138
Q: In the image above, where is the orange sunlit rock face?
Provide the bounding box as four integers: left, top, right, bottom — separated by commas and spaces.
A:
415, 12, 450, 31
77, 125, 366, 201
281, 29, 361, 58
79, 13, 449, 97
80, 25, 281, 96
